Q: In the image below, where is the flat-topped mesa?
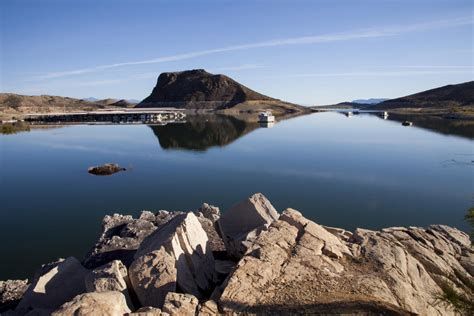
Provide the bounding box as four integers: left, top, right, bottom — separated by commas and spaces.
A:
136, 69, 282, 110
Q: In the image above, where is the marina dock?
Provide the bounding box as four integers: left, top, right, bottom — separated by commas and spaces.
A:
24, 108, 186, 125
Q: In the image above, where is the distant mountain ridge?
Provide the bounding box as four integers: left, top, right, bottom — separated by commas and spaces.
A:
371, 81, 474, 109
352, 98, 388, 105
0, 93, 134, 119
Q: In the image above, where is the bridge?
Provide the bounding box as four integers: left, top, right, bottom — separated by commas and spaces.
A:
24, 108, 186, 125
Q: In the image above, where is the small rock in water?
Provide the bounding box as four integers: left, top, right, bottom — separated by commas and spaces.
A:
88, 163, 126, 176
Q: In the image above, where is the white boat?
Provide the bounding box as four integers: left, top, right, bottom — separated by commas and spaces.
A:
258, 111, 275, 123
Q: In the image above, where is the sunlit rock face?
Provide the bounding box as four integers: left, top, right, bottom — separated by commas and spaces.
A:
217, 207, 473, 315
129, 212, 216, 307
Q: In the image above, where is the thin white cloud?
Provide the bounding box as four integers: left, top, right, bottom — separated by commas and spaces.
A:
33, 16, 472, 80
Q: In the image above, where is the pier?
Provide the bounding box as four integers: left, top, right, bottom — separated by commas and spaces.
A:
24, 108, 186, 125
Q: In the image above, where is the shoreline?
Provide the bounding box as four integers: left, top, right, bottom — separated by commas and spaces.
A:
1, 193, 472, 315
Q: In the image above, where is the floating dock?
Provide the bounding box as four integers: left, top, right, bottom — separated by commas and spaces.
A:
24, 108, 186, 125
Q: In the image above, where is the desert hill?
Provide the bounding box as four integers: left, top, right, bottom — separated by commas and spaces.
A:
137, 69, 306, 114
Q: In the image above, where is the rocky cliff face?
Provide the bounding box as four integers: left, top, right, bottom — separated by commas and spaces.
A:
137, 69, 276, 109
2, 194, 472, 315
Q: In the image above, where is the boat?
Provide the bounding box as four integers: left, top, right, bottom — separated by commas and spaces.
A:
382, 111, 389, 119
345, 111, 353, 117
402, 121, 413, 126
258, 111, 275, 123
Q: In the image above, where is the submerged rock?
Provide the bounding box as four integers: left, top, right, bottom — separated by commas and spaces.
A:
87, 163, 126, 176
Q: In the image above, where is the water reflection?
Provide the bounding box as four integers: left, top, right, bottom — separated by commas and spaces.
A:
374, 113, 474, 139
259, 121, 275, 128
148, 114, 259, 151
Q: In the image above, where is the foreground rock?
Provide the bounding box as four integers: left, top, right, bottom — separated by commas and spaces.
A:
217, 208, 473, 315
52, 291, 131, 315
0, 280, 29, 313
88, 163, 126, 176
83, 211, 180, 268
217, 193, 279, 258
129, 212, 216, 307
2, 193, 472, 315
162, 292, 199, 315
85, 260, 133, 309
16, 257, 88, 314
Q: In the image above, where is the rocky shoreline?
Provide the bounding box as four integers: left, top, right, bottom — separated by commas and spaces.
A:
1, 193, 472, 315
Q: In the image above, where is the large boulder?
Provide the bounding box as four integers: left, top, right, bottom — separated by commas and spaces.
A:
216, 193, 279, 258
0, 279, 29, 313
162, 292, 199, 316
129, 212, 216, 307
16, 257, 88, 313
51, 291, 131, 315
217, 208, 473, 315
129, 247, 177, 309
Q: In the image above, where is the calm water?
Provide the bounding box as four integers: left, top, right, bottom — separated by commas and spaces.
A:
1, 112, 473, 279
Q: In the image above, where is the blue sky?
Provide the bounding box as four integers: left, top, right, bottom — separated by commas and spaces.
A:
1, 0, 472, 105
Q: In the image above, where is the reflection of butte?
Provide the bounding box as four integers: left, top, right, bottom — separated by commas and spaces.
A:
148, 115, 259, 151
369, 112, 474, 140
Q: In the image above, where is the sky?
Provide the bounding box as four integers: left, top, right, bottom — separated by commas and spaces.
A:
1, 0, 473, 105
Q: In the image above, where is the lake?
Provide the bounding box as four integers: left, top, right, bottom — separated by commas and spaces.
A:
0, 112, 473, 280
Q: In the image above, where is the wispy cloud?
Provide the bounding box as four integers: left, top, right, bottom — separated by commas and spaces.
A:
33, 16, 472, 80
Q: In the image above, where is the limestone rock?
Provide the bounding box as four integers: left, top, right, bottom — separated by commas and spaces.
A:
129, 248, 177, 308
84, 211, 181, 269
162, 292, 198, 316
51, 291, 131, 316
0, 279, 29, 313
217, 208, 471, 315
217, 193, 279, 258
130, 213, 216, 307
196, 203, 221, 222
197, 300, 219, 316
16, 257, 88, 313
85, 260, 132, 308
127, 306, 169, 315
